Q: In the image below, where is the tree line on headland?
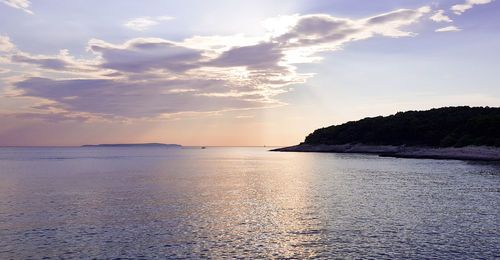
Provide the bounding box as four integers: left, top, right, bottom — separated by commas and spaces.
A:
304, 106, 500, 147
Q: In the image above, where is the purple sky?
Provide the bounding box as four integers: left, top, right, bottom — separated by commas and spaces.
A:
0, 0, 499, 146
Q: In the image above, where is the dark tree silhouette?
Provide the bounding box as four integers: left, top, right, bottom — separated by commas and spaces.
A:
304, 106, 500, 147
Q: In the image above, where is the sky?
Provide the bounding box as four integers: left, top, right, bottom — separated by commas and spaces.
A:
0, 0, 499, 146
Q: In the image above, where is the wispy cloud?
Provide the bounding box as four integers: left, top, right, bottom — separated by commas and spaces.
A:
3, 6, 432, 121
451, 0, 493, 15
235, 115, 254, 119
430, 10, 452, 22
435, 26, 462, 32
4, 111, 91, 123
0, 35, 15, 52
8, 48, 99, 73
0, 0, 33, 14
124, 16, 174, 31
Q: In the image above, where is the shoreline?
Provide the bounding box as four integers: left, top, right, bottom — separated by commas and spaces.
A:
271, 144, 500, 161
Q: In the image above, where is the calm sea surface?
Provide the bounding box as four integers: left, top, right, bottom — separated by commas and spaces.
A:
0, 147, 498, 259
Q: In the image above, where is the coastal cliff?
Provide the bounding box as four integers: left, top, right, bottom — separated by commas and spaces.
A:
273, 107, 500, 161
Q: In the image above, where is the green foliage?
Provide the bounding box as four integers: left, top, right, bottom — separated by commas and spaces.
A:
304, 106, 500, 147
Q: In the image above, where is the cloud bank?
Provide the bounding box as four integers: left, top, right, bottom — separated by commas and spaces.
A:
2, 6, 432, 121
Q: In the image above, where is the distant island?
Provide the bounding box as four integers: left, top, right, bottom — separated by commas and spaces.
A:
81, 143, 182, 148
273, 106, 500, 161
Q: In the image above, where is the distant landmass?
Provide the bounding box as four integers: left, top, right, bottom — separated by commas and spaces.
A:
81, 143, 182, 148
273, 106, 500, 161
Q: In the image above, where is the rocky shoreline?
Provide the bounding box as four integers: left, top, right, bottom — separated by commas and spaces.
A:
271, 144, 500, 161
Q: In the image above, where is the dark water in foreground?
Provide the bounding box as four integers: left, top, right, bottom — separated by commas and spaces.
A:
0, 147, 498, 259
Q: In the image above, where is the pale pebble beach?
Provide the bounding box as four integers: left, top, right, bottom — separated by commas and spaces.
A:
272, 144, 500, 161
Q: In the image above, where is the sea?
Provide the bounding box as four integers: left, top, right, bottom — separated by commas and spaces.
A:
0, 146, 498, 259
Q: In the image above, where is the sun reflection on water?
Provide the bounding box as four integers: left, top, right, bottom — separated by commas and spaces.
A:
1, 147, 499, 259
